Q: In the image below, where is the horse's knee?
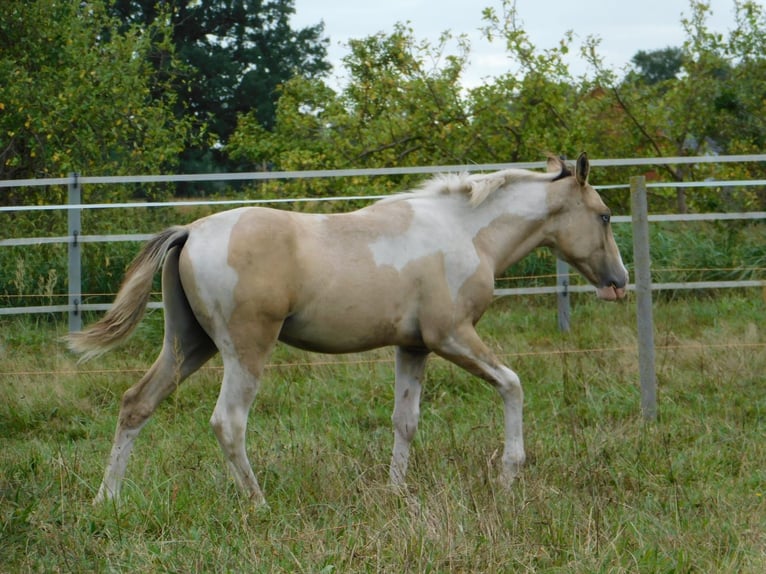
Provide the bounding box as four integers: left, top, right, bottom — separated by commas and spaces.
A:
392, 388, 420, 442
392, 394, 420, 440
118, 387, 154, 430
494, 366, 523, 400
210, 405, 248, 449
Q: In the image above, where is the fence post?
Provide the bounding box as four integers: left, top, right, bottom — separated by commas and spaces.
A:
556, 258, 570, 332
68, 173, 82, 333
630, 175, 657, 421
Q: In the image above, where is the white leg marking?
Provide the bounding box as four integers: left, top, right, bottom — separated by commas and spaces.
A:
94, 425, 144, 503
210, 355, 267, 506
492, 365, 525, 484
431, 327, 526, 485
389, 347, 429, 487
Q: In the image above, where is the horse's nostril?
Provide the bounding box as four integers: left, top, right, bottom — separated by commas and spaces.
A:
612, 271, 629, 289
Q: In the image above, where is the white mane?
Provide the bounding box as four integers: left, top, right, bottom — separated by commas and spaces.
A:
381, 168, 563, 208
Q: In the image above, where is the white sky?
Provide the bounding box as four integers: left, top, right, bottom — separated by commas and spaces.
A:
292, 0, 741, 88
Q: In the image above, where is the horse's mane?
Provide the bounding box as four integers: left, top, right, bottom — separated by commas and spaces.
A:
381, 157, 573, 208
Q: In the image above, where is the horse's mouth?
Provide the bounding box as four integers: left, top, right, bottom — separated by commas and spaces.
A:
596, 284, 627, 301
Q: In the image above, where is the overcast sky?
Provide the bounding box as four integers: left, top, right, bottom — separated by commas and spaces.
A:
292, 0, 740, 88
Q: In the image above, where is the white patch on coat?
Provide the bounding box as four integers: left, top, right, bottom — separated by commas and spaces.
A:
184, 208, 245, 326
369, 181, 549, 299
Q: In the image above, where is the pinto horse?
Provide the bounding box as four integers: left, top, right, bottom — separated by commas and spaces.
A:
67, 153, 628, 506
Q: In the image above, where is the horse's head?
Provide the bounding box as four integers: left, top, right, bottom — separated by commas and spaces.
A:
545, 153, 628, 301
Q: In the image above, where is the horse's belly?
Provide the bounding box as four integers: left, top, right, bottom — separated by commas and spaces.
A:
277, 306, 422, 354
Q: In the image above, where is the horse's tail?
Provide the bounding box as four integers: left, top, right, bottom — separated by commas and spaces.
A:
65, 226, 190, 362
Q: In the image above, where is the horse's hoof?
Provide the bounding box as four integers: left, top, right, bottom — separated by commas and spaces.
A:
499, 463, 523, 489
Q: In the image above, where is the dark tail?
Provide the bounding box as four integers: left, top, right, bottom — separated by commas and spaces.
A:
65, 226, 190, 361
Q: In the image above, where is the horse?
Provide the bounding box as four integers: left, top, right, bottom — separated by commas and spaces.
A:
66, 153, 628, 506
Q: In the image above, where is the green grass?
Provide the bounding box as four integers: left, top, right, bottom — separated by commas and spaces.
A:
1, 293, 765, 572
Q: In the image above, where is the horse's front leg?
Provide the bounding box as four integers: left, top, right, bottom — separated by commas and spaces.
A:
492, 364, 525, 484
430, 325, 525, 485
389, 346, 429, 487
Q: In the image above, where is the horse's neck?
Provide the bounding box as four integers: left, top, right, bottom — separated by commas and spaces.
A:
474, 186, 551, 274
367, 187, 550, 275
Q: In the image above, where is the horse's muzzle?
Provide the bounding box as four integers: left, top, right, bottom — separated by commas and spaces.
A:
596, 285, 627, 301
596, 268, 629, 301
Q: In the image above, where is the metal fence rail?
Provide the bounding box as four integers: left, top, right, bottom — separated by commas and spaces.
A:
1, 155, 765, 329
2, 152, 766, 190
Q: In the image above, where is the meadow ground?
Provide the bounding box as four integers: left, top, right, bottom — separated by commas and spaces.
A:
1, 292, 764, 572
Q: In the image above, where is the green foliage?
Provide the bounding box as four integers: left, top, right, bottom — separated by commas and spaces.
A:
2, 1, 765, 312
109, 0, 330, 190
648, 221, 766, 284
0, 0, 194, 204
111, 0, 330, 137
228, 24, 474, 199
4, 0, 766, 214
1, 294, 764, 571
0, 202, 207, 309
581, 1, 766, 211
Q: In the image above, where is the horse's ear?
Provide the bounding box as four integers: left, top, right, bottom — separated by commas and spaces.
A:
575, 152, 589, 185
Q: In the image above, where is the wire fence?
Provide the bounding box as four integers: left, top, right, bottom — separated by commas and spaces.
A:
4, 341, 765, 380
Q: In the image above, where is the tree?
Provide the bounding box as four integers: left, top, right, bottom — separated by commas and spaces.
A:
597, 0, 766, 211
228, 0, 766, 214
110, 0, 330, 182
0, 0, 193, 205
228, 25, 474, 200
472, 1, 593, 163
631, 47, 684, 84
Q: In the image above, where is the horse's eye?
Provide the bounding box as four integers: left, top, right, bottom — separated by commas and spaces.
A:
600, 213, 611, 224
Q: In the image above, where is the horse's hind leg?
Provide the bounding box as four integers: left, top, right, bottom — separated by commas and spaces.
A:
210, 353, 266, 505
208, 315, 282, 507
95, 248, 217, 503
96, 331, 216, 503
389, 347, 429, 487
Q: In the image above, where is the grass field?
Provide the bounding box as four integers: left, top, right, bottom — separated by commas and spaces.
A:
1, 292, 764, 572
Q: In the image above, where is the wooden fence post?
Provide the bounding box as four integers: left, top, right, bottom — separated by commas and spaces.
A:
556, 258, 570, 332
68, 173, 82, 333
630, 175, 657, 421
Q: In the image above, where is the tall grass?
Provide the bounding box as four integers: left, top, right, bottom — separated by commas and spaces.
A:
1, 292, 764, 572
